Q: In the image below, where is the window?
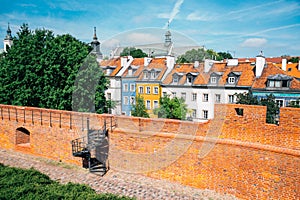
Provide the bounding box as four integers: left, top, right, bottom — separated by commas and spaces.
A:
146, 86, 151, 94
130, 96, 135, 105
192, 109, 197, 118
107, 93, 111, 100
192, 93, 197, 101
153, 100, 159, 109
130, 84, 135, 92
228, 77, 235, 84
210, 77, 217, 84
173, 75, 178, 83
151, 71, 155, 79
215, 94, 221, 103
181, 92, 186, 101
139, 86, 144, 94
268, 80, 290, 88
163, 92, 167, 97
123, 84, 128, 92
172, 92, 176, 98
203, 110, 208, 119
146, 100, 151, 109
203, 93, 209, 102
187, 76, 193, 84
144, 71, 149, 79
153, 87, 159, 94
124, 96, 128, 105
276, 99, 284, 107
228, 95, 234, 103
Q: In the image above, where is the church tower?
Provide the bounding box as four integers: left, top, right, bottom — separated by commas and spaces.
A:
164, 22, 172, 47
3, 23, 13, 52
91, 27, 103, 61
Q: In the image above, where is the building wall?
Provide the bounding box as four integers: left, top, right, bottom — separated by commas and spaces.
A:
136, 83, 161, 116
0, 104, 299, 199
121, 79, 136, 116
106, 77, 122, 115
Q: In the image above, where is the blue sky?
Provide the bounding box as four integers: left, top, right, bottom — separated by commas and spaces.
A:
1, 0, 300, 58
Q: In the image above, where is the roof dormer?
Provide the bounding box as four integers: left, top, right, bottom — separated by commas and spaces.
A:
227, 72, 241, 85
172, 72, 184, 84
186, 72, 198, 85
209, 72, 223, 85
267, 74, 292, 89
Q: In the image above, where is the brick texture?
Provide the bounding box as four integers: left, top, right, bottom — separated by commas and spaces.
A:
0, 103, 299, 199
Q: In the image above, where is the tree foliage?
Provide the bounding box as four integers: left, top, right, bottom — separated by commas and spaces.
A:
120, 47, 147, 58
0, 24, 109, 113
131, 95, 149, 118
154, 96, 187, 120
235, 92, 279, 124
176, 48, 233, 63
287, 98, 300, 108
288, 57, 299, 63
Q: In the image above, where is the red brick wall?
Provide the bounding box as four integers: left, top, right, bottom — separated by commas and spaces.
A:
0, 104, 299, 199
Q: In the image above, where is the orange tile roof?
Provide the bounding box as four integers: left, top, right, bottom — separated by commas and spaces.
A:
238, 57, 283, 64
100, 57, 122, 76
273, 63, 300, 78
252, 63, 300, 90
136, 58, 168, 81
162, 63, 203, 85
193, 61, 255, 86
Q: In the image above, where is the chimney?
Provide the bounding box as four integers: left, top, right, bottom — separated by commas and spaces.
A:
194, 60, 199, 68
204, 59, 215, 73
282, 58, 287, 71
255, 52, 265, 77
166, 56, 175, 69
144, 57, 152, 66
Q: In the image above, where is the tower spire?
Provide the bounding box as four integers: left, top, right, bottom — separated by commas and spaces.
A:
5, 22, 12, 40
91, 27, 103, 60
93, 27, 98, 41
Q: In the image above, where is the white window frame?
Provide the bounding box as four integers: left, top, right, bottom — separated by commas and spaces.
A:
172, 92, 176, 98
146, 100, 151, 110
203, 110, 208, 119
123, 83, 128, 92
192, 109, 197, 118
123, 96, 128, 105
276, 99, 284, 107
153, 100, 159, 109
192, 93, 197, 101
228, 77, 236, 84
153, 86, 159, 94
130, 96, 135, 105
210, 77, 217, 84
130, 84, 135, 92
173, 75, 178, 83
181, 92, 186, 101
146, 86, 151, 94
215, 94, 221, 103
228, 95, 234, 103
138, 86, 144, 94
203, 93, 209, 102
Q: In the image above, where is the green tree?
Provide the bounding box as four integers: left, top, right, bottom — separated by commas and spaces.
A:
288, 57, 299, 63
131, 95, 149, 118
235, 92, 279, 124
154, 96, 187, 120
0, 24, 109, 113
287, 98, 300, 108
72, 54, 109, 114
176, 48, 209, 63
120, 47, 147, 58
217, 52, 233, 60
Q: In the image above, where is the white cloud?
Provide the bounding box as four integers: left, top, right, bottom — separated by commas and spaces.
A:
186, 12, 215, 21
157, 13, 170, 19
241, 38, 267, 47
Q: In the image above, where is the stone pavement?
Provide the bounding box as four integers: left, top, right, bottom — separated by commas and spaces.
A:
0, 149, 237, 200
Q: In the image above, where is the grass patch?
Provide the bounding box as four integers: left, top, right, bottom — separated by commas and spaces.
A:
0, 163, 134, 200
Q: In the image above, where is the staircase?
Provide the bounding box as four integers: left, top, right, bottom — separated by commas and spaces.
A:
71, 118, 114, 176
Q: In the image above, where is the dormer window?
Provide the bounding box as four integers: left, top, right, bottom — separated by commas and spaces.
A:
144, 71, 149, 79
267, 74, 292, 88
173, 75, 179, 83
227, 72, 241, 85
187, 76, 193, 84
210, 77, 217, 84
228, 77, 236, 84
151, 70, 156, 79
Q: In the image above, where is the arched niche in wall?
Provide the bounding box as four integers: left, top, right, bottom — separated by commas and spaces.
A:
16, 127, 30, 145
